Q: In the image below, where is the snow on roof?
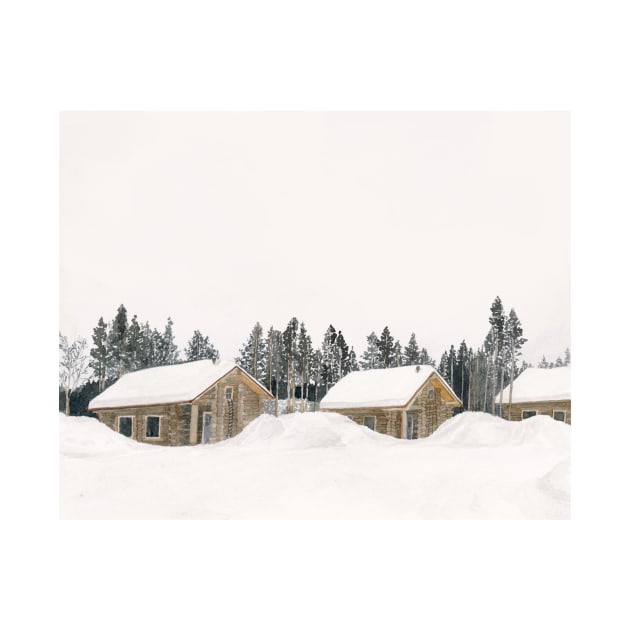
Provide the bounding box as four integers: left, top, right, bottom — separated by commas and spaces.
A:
320, 365, 458, 410
88, 360, 269, 410
495, 367, 571, 404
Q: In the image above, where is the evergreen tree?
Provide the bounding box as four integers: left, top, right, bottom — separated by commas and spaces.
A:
159, 317, 179, 365
438, 351, 449, 380
336, 330, 351, 378
283, 317, 299, 412
360, 332, 381, 370
554, 356, 564, 367
538, 355, 549, 369
418, 347, 435, 367
392, 340, 403, 367
89, 317, 109, 392
488, 297, 506, 415
403, 333, 420, 365
348, 347, 359, 373
186, 330, 219, 361
236, 323, 265, 377
108, 304, 129, 378
297, 322, 313, 409
564, 348, 571, 366
312, 349, 323, 402
505, 308, 526, 419
377, 326, 395, 368
455, 340, 469, 406
126, 314, 142, 371
321, 325, 339, 392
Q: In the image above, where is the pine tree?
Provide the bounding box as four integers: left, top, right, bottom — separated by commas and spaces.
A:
438, 351, 449, 380
108, 304, 129, 378
126, 314, 142, 372
538, 355, 549, 369
505, 308, 526, 420
312, 349, 323, 403
336, 330, 351, 378
564, 348, 571, 366
297, 322, 313, 410
418, 347, 435, 367
236, 323, 265, 377
321, 325, 338, 392
455, 340, 468, 406
282, 318, 299, 412
393, 340, 403, 367
89, 317, 109, 392
377, 326, 395, 368
185, 330, 219, 361
403, 333, 420, 365
360, 332, 381, 370
157, 317, 179, 365
348, 347, 359, 372
488, 297, 506, 415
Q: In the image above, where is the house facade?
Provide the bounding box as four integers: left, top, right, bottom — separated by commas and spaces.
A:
320, 365, 462, 439
88, 360, 273, 446
495, 366, 571, 424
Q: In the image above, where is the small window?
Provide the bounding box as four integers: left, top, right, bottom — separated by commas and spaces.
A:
118, 416, 133, 437
427, 389, 435, 401
553, 411, 566, 423
146, 416, 160, 438
522, 410, 537, 419
225, 387, 233, 400
363, 416, 376, 431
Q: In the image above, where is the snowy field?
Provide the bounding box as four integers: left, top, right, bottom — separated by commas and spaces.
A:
59, 411, 570, 519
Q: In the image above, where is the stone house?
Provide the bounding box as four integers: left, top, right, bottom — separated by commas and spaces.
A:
88, 359, 273, 446
320, 365, 462, 439
495, 366, 571, 424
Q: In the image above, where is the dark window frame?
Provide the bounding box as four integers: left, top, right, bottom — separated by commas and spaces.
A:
145, 415, 161, 438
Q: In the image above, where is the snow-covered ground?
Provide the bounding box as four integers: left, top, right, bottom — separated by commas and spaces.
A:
59, 411, 570, 519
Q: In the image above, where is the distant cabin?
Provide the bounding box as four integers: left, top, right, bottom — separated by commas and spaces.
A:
320, 365, 462, 439
495, 366, 571, 424
88, 360, 273, 446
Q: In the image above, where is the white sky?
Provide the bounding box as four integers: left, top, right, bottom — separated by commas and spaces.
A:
60, 112, 569, 364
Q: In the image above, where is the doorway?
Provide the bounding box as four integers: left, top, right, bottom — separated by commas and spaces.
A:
202, 412, 212, 444
406, 413, 419, 439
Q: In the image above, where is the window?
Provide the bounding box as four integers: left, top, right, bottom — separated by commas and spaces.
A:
146, 416, 160, 438
522, 410, 537, 419
118, 416, 133, 437
225, 387, 233, 400
553, 410, 566, 423
363, 416, 376, 431
427, 389, 435, 401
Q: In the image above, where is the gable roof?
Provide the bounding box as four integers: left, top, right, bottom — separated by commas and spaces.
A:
495, 366, 571, 404
320, 365, 461, 410
88, 359, 272, 410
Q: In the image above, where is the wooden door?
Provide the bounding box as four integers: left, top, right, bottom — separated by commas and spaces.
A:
202, 413, 212, 444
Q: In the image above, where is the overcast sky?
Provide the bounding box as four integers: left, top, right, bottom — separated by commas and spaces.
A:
60, 112, 569, 365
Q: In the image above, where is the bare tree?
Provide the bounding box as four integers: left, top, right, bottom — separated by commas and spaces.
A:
59, 333, 89, 416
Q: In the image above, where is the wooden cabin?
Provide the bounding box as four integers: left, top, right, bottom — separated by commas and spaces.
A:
88, 360, 273, 446
320, 365, 462, 439
495, 366, 571, 424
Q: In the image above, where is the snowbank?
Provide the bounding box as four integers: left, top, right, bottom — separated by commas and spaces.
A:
59, 413, 155, 457
429, 411, 570, 449
225, 411, 394, 449
60, 410, 570, 519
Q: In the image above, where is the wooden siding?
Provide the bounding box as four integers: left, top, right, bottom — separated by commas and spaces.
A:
326, 381, 456, 439
501, 400, 571, 424
94, 368, 270, 446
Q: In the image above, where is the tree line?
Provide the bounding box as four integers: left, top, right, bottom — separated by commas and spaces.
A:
59, 299, 570, 417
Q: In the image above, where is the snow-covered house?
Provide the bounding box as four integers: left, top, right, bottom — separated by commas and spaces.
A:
320, 365, 462, 439
495, 366, 571, 424
88, 359, 273, 446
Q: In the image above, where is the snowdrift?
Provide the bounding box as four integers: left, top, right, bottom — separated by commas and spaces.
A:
59, 413, 156, 457
428, 411, 570, 449
224, 411, 394, 449
59, 410, 570, 519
